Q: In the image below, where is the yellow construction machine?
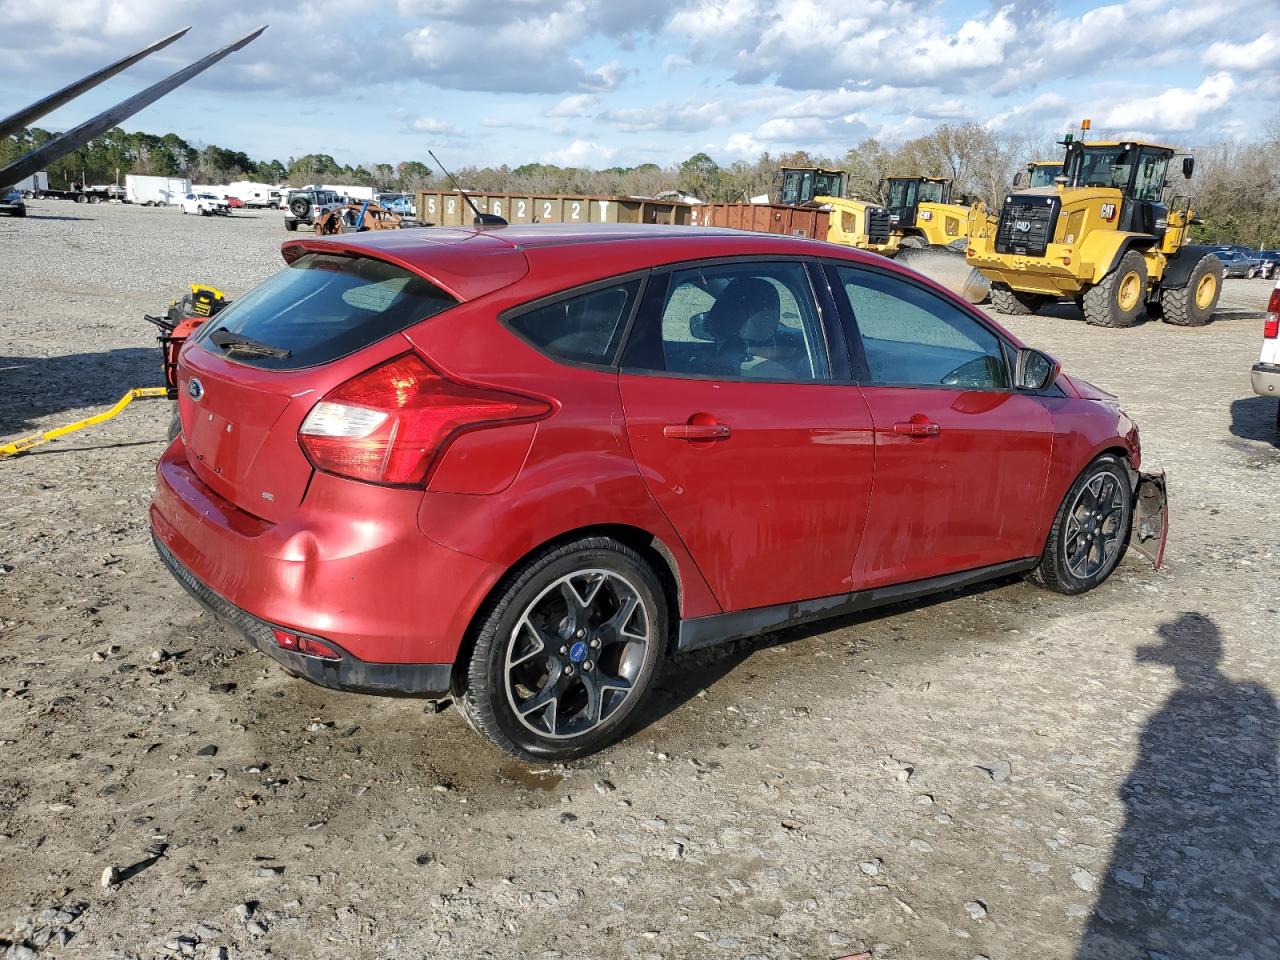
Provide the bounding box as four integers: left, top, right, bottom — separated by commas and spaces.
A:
883, 176, 975, 250
966, 124, 1224, 327
778, 166, 901, 256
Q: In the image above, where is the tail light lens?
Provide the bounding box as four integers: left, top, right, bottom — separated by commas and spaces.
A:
1265, 286, 1280, 339
299, 353, 550, 487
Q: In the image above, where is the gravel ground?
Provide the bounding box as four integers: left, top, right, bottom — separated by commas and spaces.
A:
1, 199, 1277, 960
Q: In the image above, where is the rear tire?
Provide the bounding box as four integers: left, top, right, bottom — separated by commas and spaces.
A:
1160, 254, 1222, 327
1029, 455, 1133, 595
284, 219, 297, 232
1082, 250, 1148, 328
455, 537, 668, 761
990, 285, 1046, 315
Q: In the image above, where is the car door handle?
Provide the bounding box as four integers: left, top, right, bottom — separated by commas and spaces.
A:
664, 423, 731, 441
892, 419, 941, 438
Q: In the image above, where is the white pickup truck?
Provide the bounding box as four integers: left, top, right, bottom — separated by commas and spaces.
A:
1252, 275, 1280, 429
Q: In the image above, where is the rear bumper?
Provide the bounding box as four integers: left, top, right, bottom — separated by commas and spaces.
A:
1252, 363, 1280, 397
154, 534, 451, 696
149, 440, 499, 668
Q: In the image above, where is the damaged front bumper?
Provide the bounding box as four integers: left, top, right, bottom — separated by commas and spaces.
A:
1130, 469, 1168, 569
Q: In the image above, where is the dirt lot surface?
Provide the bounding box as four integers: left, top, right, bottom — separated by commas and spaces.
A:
2, 200, 1277, 960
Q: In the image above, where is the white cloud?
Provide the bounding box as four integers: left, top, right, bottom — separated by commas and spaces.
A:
547, 94, 600, 117
409, 116, 458, 134
1100, 72, 1236, 133
1204, 32, 1280, 73
545, 139, 616, 165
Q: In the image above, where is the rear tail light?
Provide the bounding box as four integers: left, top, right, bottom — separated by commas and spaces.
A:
272, 628, 342, 661
1265, 286, 1280, 339
299, 353, 551, 487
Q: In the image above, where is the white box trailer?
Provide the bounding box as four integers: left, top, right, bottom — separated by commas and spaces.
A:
125, 175, 191, 206
226, 180, 281, 208
321, 183, 376, 202
8, 172, 48, 196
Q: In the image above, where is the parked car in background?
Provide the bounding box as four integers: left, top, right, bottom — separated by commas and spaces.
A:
1252, 276, 1280, 429
150, 224, 1169, 761
225, 196, 245, 209
376, 192, 415, 216
1, 186, 27, 217
283, 187, 343, 231
1253, 250, 1279, 280
179, 192, 229, 216
1215, 248, 1262, 279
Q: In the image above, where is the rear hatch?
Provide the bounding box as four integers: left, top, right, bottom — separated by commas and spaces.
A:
176, 233, 528, 522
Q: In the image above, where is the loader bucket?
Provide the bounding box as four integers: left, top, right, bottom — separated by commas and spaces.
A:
896, 246, 991, 304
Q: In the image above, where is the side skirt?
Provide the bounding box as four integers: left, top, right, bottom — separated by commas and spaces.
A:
676, 558, 1040, 653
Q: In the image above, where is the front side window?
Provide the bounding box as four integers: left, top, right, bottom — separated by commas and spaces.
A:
506, 279, 641, 366
812, 170, 844, 198
1132, 151, 1170, 202
887, 179, 918, 214
780, 170, 812, 205
835, 266, 1009, 389
625, 261, 829, 382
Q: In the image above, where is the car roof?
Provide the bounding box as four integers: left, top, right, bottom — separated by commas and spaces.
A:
282, 223, 888, 302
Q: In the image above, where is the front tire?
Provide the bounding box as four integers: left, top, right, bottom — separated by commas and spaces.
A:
1029, 456, 1133, 595
990, 284, 1046, 315
1160, 254, 1222, 326
456, 538, 668, 761
1082, 251, 1148, 327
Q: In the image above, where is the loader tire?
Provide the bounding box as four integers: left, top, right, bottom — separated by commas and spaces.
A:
1082, 251, 1147, 328
990, 285, 1046, 316
1159, 253, 1222, 327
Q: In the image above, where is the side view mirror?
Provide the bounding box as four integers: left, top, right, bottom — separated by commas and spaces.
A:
1015, 347, 1060, 391
1012, 171, 1027, 189
1182, 156, 1195, 179
689, 311, 714, 341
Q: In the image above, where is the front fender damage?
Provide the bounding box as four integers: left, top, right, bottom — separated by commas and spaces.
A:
1130, 469, 1168, 570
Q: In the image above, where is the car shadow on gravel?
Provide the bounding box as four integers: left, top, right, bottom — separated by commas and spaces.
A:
1229, 396, 1280, 446
0, 347, 159, 434
1076, 612, 1280, 958
638, 574, 1026, 732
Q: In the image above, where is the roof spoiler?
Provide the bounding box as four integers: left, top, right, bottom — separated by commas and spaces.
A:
0, 26, 267, 189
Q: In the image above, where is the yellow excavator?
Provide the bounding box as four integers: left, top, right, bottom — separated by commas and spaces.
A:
967, 122, 1224, 327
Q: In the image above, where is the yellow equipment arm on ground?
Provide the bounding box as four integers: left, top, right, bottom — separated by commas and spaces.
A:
0, 387, 170, 459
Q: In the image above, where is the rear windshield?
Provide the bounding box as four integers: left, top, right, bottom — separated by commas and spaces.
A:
193, 252, 458, 370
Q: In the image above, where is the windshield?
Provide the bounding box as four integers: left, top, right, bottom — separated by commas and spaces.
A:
918, 180, 946, 203
1073, 146, 1136, 189
812, 171, 844, 198
193, 252, 458, 370
1029, 164, 1062, 188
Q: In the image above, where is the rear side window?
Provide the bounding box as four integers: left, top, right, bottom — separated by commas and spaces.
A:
506, 279, 641, 366
194, 252, 457, 370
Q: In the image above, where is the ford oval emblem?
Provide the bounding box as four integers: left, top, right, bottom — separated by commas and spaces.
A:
188, 378, 204, 401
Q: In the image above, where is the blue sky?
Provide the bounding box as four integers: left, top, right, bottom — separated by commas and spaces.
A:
1, 0, 1276, 169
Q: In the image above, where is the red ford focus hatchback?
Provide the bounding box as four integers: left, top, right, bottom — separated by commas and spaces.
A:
151, 224, 1168, 760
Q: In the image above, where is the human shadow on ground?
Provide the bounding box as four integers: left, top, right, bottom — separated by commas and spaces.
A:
1229, 396, 1280, 446
1076, 612, 1280, 959
0, 348, 159, 434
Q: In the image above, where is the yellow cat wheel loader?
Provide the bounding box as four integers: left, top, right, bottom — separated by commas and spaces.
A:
966, 133, 1224, 328
884, 177, 974, 250
778, 166, 900, 257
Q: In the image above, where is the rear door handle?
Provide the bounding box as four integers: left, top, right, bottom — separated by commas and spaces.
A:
892, 420, 941, 438
664, 423, 731, 441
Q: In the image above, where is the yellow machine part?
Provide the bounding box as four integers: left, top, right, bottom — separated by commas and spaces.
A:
0, 387, 170, 459
913, 201, 975, 246
818, 196, 901, 257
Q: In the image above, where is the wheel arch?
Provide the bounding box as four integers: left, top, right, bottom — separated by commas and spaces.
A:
1084, 232, 1157, 284
450, 522, 689, 693
1160, 244, 1221, 289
